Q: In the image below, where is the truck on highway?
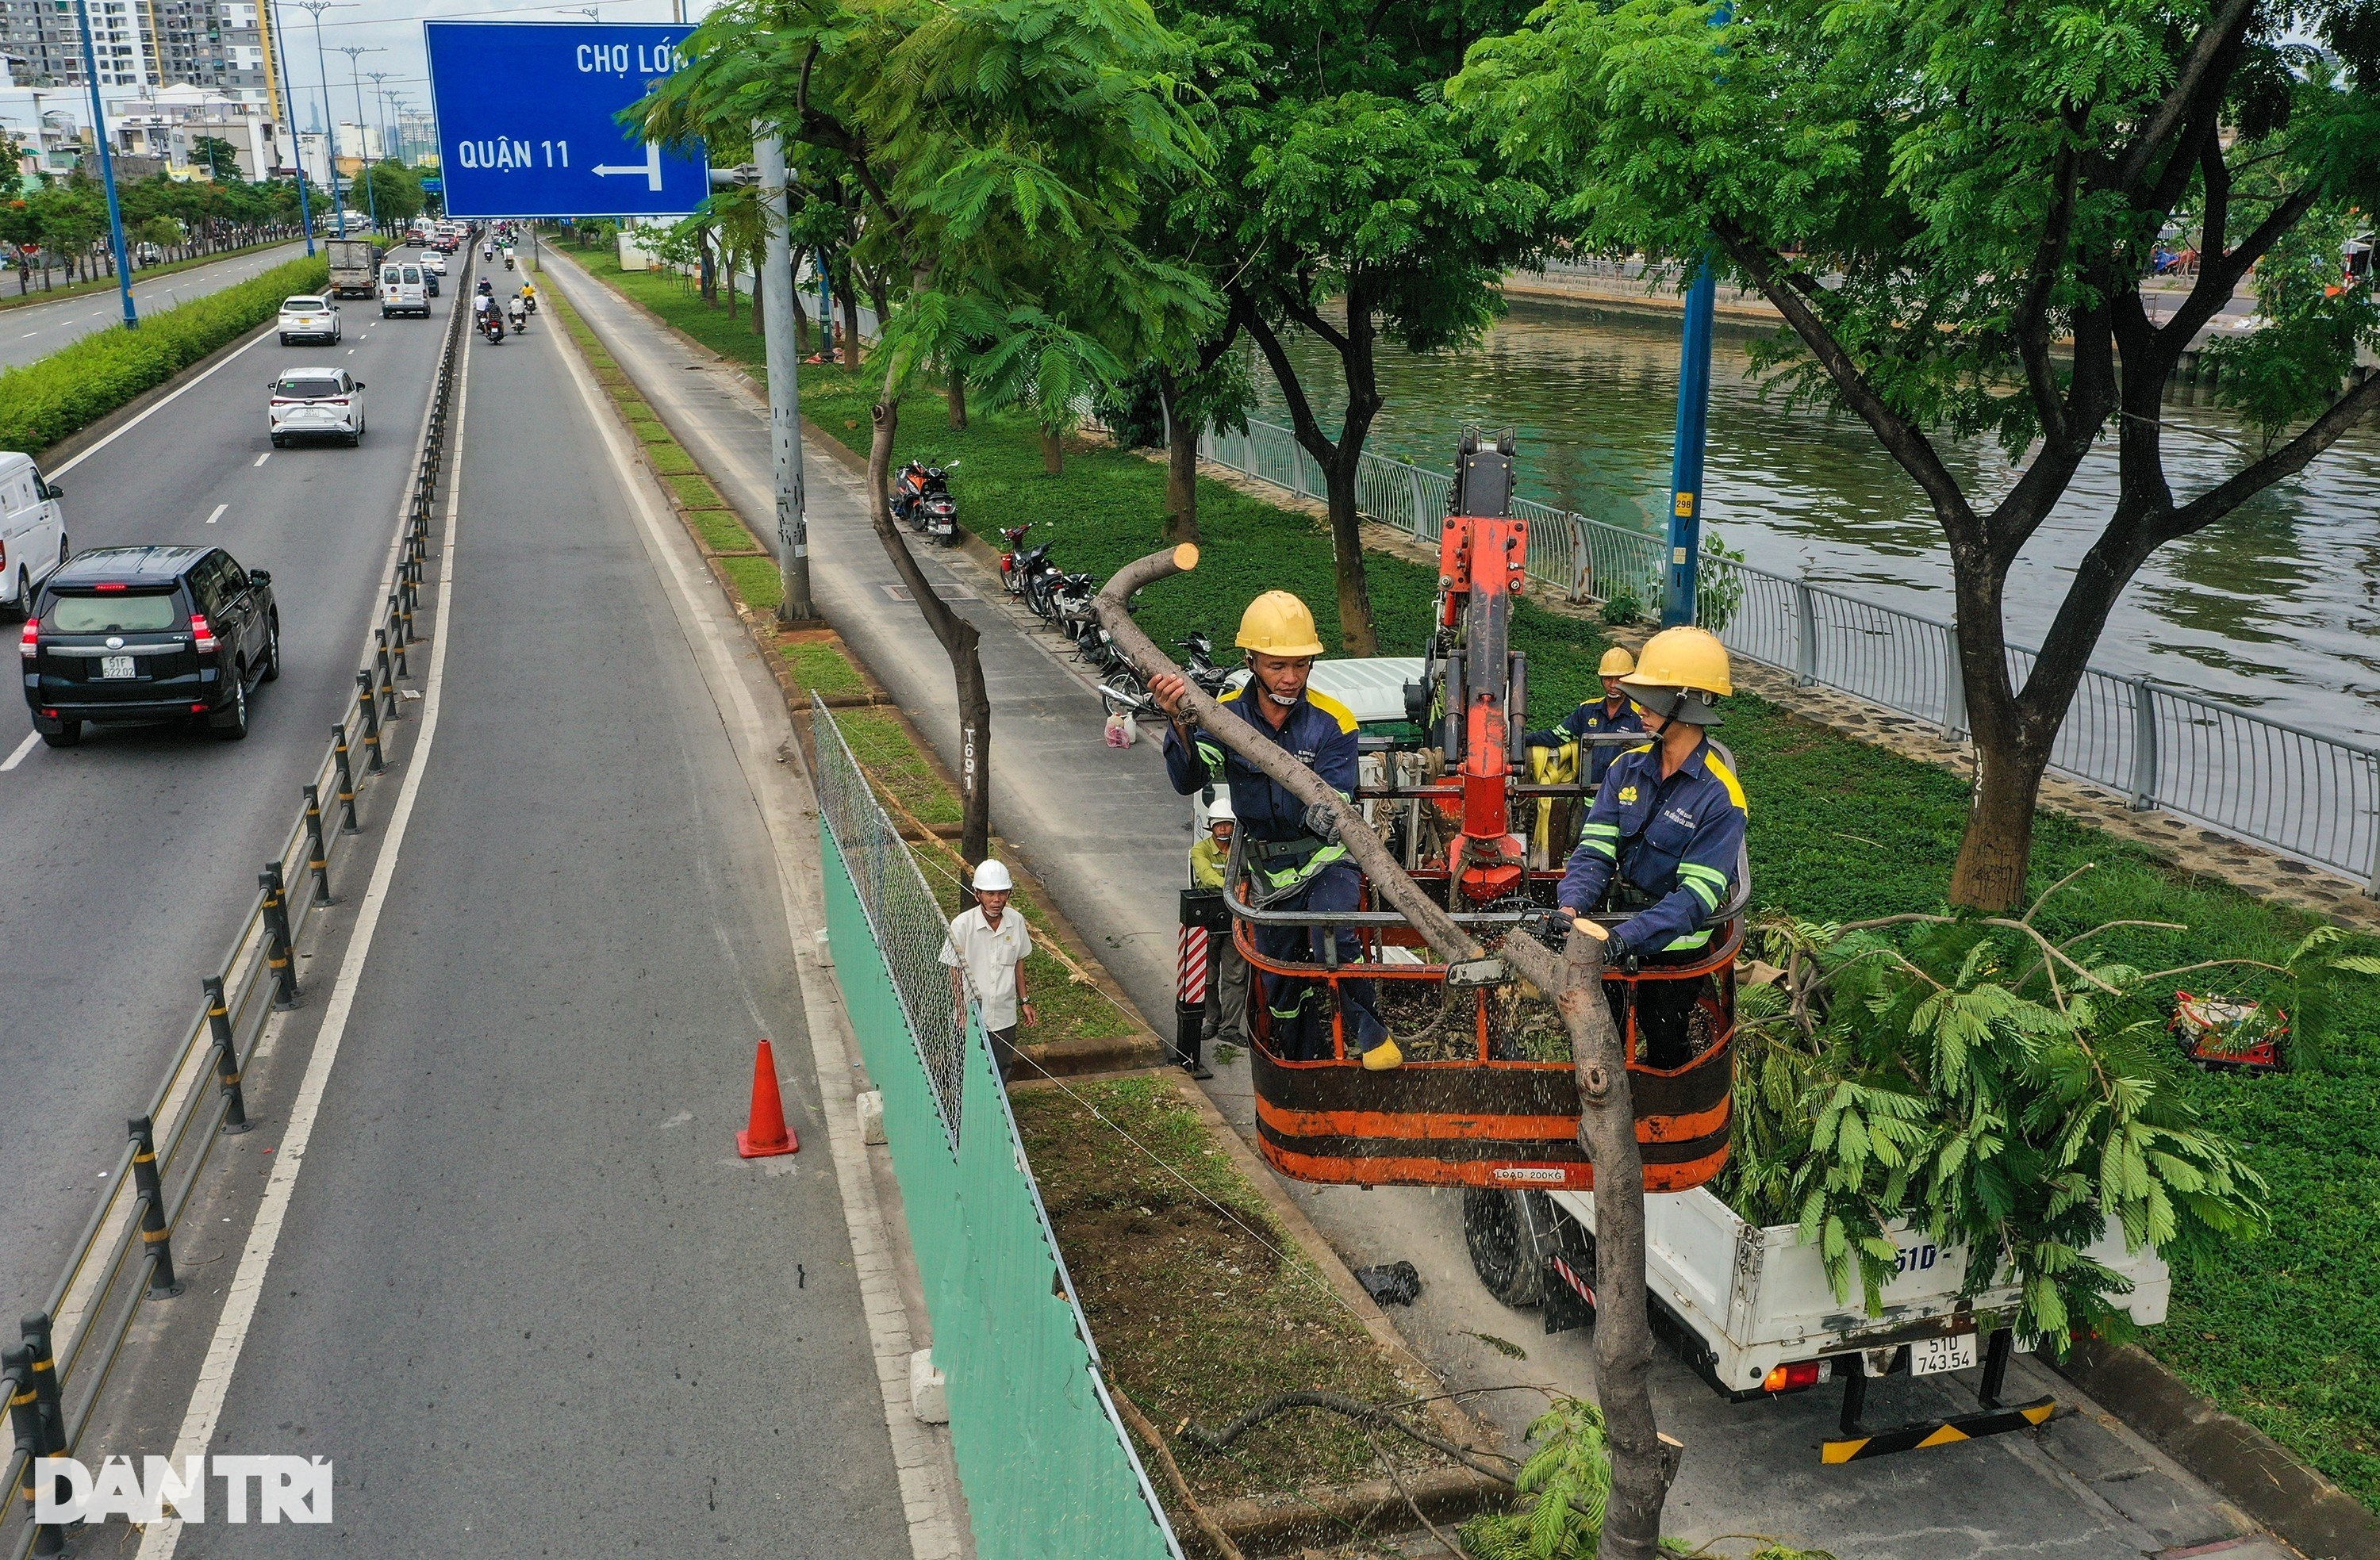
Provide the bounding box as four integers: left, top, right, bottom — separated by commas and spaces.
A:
326, 238, 382, 299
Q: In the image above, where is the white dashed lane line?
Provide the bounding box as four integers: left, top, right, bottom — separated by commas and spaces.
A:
254, 451, 271, 466
205, 504, 228, 525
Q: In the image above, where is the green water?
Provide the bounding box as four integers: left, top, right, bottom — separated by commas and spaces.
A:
1255, 301, 2380, 742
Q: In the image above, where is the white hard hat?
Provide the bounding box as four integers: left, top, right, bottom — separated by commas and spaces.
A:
1207, 791, 1235, 823
972, 858, 1015, 892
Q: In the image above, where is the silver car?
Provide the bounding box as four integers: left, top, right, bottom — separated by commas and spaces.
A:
276, 295, 340, 346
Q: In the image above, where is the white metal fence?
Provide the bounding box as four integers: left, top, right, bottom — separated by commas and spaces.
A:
1195, 416, 2380, 892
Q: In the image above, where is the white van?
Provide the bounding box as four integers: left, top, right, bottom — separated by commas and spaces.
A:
378, 260, 430, 319
0, 452, 70, 619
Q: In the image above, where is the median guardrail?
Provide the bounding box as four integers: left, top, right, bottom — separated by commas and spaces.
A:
1, 256, 474, 1560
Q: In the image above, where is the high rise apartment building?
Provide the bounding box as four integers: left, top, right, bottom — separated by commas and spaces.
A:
2, 0, 277, 105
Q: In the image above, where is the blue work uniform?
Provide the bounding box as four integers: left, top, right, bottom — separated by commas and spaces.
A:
1556, 738, 1747, 956
1526, 697, 1645, 787
1163, 685, 1390, 1060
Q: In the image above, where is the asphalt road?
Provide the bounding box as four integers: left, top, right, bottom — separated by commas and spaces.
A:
73, 297, 916, 1558
0, 270, 452, 1324
0, 241, 314, 372
540, 246, 2285, 1560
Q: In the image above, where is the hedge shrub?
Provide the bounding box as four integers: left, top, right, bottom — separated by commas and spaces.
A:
0, 255, 331, 452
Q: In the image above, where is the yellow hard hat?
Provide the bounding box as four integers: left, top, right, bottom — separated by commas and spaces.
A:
1621, 626, 1732, 725
1237, 590, 1324, 657
1598, 646, 1637, 678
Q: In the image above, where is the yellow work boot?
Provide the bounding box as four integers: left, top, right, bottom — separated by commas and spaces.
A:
1361, 1037, 1403, 1071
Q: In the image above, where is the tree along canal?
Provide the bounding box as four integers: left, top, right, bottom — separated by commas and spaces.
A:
1254, 297, 2380, 743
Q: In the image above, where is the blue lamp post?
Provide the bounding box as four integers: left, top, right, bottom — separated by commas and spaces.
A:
71, 0, 138, 331
1659, 2, 1735, 630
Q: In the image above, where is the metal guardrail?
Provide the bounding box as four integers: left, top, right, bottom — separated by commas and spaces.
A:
1194, 416, 2380, 891
2, 259, 472, 1559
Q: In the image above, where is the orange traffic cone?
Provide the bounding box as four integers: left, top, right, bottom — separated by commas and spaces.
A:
737, 1038, 800, 1159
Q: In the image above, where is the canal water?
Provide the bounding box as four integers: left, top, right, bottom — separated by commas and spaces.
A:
1253, 300, 2380, 742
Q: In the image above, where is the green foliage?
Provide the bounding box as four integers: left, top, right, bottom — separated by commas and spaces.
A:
1599, 585, 1644, 626
0, 255, 328, 450
1458, 1397, 1610, 1560
1695, 530, 1745, 633
2205, 207, 2380, 446
1714, 876, 2380, 1347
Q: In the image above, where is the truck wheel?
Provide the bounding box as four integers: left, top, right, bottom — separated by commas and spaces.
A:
1463, 1187, 1553, 1308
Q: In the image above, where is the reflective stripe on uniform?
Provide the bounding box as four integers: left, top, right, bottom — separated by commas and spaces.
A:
1580, 822, 1619, 860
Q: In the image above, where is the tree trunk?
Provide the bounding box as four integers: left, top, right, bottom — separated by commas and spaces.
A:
841, 282, 862, 368
1157, 366, 1197, 544
1948, 736, 2053, 910
870, 366, 992, 865
1038, 427, 1064, 477
946, 365, 967, 431
724, 241, 736, 315
1322, 454, 1379, 655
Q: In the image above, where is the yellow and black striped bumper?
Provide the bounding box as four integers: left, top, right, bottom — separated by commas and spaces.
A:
1822, 1397, 2056, 1463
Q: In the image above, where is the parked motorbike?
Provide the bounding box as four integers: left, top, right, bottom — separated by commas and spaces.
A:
998, 524, 1035, 594
1025, 556, 1074, 623
1177, 631, 1234, 698
892, 459, 961, 546
1050, 571, 1100, 641
1010, 542, 1061, 615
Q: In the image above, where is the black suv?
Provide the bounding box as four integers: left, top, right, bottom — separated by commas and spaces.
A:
21, 546, 280, 747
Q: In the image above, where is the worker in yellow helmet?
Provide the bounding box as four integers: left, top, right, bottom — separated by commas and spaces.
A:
1556, 626, 1746, 1068
1149, 591, 1399, 1070
1526, 645, 1645, 788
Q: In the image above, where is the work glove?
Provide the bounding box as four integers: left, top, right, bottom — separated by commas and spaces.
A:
1301, 801, 1342, 845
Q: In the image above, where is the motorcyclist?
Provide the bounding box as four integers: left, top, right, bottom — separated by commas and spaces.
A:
473, 290, 503, 340
519, 281, 537, 313
1150, 592, 1400, 1071
506, 293, 526, 332
483, 243, 494, 262
1553, 626, 1745, 1070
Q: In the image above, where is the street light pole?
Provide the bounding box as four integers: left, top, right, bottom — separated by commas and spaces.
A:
336, 46, 382, 232
267, 0, 316, 255
755, 132, 815, 623
71, 0, 138, 329
1660, 258, 1715, 627
291, 0, 345, 239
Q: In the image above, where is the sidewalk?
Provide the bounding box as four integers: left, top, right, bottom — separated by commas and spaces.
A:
540, 246, 2294, 1560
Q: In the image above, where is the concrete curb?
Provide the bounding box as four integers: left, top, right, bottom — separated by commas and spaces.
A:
2056, 1339, 2380, 1560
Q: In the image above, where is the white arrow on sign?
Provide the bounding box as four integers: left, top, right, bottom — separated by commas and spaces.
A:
591, 141, 662, 192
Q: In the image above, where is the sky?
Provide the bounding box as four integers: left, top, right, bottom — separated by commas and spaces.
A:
2, 0, 701, 139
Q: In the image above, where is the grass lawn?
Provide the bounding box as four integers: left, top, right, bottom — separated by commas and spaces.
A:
568, 243, 2380, 1512
1012, 1076, 1447, 1504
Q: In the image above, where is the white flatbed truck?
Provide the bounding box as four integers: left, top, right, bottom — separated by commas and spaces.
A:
1461, 1183, 2170, 1461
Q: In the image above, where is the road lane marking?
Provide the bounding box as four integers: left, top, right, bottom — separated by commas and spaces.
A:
0, 731, 37, 772
52, 323, 275, 477
254, 450, 270, 466
19, 330, 35, 338
135, 338, 471, 1560
205, 503, 227, 525
551, 277, 965, 1559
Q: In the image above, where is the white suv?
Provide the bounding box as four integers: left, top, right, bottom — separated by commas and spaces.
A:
268, 368, 367, 448
277, 295, 340, 345
0, 451, 69, 619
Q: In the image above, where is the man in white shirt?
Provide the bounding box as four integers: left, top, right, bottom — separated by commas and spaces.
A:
940, 858, 1036, 1080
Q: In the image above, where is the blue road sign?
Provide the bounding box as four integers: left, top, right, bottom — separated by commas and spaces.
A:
423, 21, 707, 219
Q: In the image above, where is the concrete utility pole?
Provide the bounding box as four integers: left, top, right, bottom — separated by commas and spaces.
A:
336, 45, 382, 230
290, 0, 347, 239
71, 0, 138, 329
755, 132, 816, 624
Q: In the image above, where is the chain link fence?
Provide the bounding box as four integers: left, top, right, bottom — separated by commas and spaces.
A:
1192, 415, 2380, 891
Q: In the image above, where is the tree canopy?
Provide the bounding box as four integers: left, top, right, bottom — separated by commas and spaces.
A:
1452, 0, 2380, 906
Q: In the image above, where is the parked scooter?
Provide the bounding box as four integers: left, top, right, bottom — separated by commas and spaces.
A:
998, 524, 1036, 594
1009, 539, 1061, 612
1050, 571, 1100, 640
892, 459, 961, 546
1177, 631, 1235, 698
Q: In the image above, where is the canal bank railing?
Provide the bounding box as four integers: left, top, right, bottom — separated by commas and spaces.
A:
810, 695, 1184, 1560
1194, 416, 2380, 891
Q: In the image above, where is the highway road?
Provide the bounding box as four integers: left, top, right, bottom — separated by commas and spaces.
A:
0, 254, 451, 1324
0, 240, 314, 372
60, 278, 935, 1558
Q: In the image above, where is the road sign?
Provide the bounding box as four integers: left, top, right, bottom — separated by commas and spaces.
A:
420, 177, 443, 194
422, 21, 707, 219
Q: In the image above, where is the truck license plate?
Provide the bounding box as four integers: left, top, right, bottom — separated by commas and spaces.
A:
1910, 1333, 1978, 1376
99, 655, 136, 680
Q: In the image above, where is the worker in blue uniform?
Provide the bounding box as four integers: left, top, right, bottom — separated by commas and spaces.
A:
1526, 645, 1646, 788
1556, 626, 1746, 1069
1150, 591, 1401, 1070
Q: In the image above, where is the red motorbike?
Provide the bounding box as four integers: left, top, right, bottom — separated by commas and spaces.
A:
997, 523, 1035, 595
